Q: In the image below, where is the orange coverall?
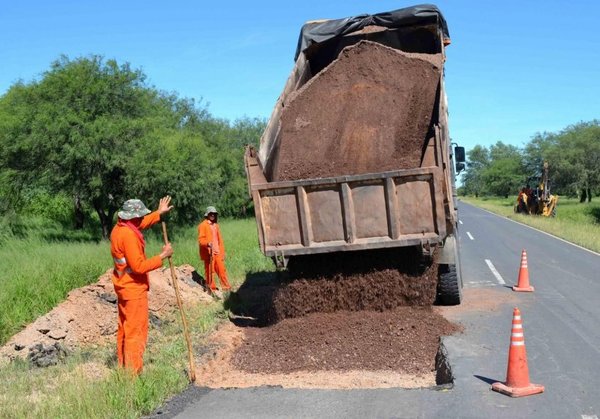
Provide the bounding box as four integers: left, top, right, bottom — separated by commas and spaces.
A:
110, 211, 162, 374
198, 219, 230, 291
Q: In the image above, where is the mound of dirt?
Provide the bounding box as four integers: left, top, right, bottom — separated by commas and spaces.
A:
217, 248, 459, 388
230, 248, 438, 325
268, 267, 437, 324
232, 308, 460, 375
0, 265, 212, 365
196, 305, 461, 389
272, 40, 442, 181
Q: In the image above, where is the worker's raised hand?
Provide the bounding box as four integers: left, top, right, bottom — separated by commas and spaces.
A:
157, 195, 174, 215
160, 242, 173, 259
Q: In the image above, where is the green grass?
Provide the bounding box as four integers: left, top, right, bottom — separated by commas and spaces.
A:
0, 305, 226, 418
0, 237, 110, 344
166, 218, 275, 283
0, 217, 274, 418
460, 196, 600, 253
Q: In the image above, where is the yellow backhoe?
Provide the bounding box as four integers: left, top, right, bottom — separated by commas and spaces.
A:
514, 161, 558, 217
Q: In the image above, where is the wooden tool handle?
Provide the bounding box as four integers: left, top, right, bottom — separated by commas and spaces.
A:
161, 222, 196, 382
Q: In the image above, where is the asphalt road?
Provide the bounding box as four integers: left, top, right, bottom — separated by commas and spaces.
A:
151, 201, 600, 419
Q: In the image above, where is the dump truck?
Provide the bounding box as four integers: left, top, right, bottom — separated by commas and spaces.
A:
244, 4, 466, 305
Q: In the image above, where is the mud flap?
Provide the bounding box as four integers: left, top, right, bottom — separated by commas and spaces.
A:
273, 251, 289, 270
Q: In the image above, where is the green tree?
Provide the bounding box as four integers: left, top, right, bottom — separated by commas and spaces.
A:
458, 121, 599, 201
229, 117, 267, 149
126, 130, 221, 225
522, 132, 557, 179
0, 56, 155, 237
546, 121, 600, 201
462, 145, 489, 197
0, 83, 43, 213
482, 158, 525, 198
0, 55, 268, 238
125, 115, 266, 223
218, 117, 266, 217
481, 142, 526, 198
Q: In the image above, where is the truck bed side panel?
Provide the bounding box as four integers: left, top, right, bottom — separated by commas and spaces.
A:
246, 151, 446, 257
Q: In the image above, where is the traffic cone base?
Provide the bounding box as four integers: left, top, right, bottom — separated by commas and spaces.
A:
491, 381, 544, 398
512, 284, 534, 292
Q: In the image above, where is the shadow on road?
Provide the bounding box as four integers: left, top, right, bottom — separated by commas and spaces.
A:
474, 374, 498, 385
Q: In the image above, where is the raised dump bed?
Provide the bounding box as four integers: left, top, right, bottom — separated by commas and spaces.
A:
245, 5, 465, 305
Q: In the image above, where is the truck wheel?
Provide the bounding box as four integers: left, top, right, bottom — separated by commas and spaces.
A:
436, 264, 462, 305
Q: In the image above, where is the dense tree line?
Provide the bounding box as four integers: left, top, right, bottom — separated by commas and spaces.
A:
459, 121, 600, 201
0, 55, 266, 238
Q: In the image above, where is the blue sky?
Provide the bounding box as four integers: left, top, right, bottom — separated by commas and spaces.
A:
1, 1, 599, 153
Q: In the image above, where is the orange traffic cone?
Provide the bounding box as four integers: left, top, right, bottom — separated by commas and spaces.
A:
513, 249, 534, 292
492, 307, 544, 397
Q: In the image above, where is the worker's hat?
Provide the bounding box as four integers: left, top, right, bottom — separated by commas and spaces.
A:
118, 199, 151, 220
204, 206, 218, 217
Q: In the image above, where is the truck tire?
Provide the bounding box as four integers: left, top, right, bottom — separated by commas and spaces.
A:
436, 264, 462, 305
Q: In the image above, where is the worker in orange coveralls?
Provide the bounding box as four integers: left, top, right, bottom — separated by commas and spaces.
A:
110, 196, 174, 375
198, 206, 231, 297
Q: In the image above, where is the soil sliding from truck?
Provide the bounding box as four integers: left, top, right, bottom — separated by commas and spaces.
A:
223, 247, 462, 386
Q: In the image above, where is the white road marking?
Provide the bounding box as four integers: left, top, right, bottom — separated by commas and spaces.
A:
485, 259, 506, 285
466, 280, 495, 287
466, 232, 474, 240
459, 220, 463, 225
536, 289, 566, 301
581, 415, 598, 419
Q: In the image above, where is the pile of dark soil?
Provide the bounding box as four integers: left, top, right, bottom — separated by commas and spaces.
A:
229, 248, 438, 326
269, 253, 438, 324
272, 40, 442, 181
232, 308, 460, 374
226, 248, 457, 381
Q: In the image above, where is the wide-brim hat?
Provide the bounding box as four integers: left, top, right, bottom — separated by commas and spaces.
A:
204, 206, 218, 217
118, 199, 151, 220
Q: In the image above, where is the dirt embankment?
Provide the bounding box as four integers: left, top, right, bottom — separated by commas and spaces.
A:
0, 265, 211, 366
